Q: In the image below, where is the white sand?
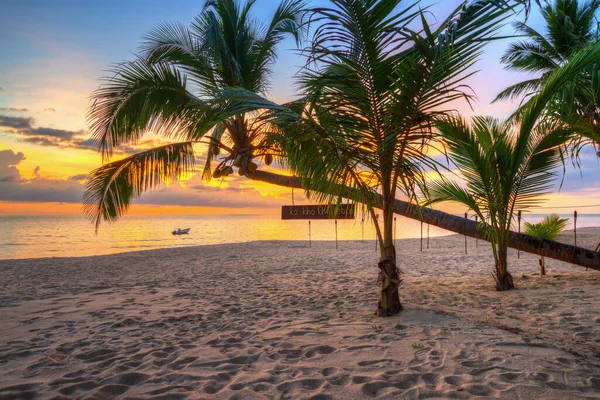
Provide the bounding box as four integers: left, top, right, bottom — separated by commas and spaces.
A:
1, 227, 599, 399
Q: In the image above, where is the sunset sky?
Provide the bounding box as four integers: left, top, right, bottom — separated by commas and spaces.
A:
1, 0, 599, 218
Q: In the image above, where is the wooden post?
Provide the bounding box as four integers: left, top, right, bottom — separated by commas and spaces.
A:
394, 217, 397, 247
475, 215, 478, 248
427, 224, 430, 249
335, 220, 338, 250
361, 217, 364, 242
375, 214, 378, 252
309, 220, 311, 248
517, 211, 521, 259
574, 211, 578, 246
464, 212, 468, 255
420, 221, 423, 252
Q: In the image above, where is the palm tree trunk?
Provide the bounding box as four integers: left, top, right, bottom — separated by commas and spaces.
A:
250, 170, 600, 270
539, 256, 546, 276
376, 200, 402, 316
494, 243, 514, 291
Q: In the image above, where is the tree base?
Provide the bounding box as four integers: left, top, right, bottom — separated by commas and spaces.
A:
539, 257, 546, 276
494, 271, 515, 291
376, 258, 402, 316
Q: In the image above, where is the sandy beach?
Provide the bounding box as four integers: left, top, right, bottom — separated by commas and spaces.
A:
1, 228, 600, 399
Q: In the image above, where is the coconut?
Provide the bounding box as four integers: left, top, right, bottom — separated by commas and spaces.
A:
212, 146, 220, 156
245, 169, 255, 178
264, 154, 273, 165
233, 154, 242, 167
248, 161, 258, 172
238, 167, 247, 176
212, 168, 222, 179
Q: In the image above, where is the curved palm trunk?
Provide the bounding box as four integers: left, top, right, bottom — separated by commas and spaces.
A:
251, 170, 600, 270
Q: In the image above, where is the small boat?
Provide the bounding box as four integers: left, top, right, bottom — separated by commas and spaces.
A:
172, 228, 191, 235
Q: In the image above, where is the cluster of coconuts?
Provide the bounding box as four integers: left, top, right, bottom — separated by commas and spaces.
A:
212, 165, 233, 179
211, 145, 274, 179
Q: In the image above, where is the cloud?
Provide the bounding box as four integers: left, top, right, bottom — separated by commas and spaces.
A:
0, 114, 91, 149
0, 107, 28, 112
0, 149, 25, 183
69, 173, 88, 181
22, 137, 57, 146
21, 127, 80, 140
44, 108, 56, 112
0, 149, 26, 165
69, 138, 98, 151
0, 114, 34, 129
0, 114, 168, 156
0, 150, 83, 203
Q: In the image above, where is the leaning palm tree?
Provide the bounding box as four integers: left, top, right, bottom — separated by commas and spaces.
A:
84, 0, 306, 228
524, 213, 569, 275
495, 0, 600, 154
428, 116, 571, 290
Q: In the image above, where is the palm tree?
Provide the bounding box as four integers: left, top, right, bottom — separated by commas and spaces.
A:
252, 0, 531, 314
495, 0, 600, 153
84, 0, 306, 228
496, 0, 599, 101
428, 115, 571, 290
524, 213, 568, 275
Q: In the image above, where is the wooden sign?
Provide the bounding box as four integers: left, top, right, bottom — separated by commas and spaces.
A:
281, 204, 355, 220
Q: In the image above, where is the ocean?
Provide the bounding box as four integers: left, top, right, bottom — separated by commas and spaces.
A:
0, 213, 598, 260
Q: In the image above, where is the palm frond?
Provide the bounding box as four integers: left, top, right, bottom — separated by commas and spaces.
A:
83, 142, 195, 231
88, 58, 200, 160
524, 213, 569, 240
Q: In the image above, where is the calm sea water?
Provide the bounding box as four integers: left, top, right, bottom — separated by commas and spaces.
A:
0, 213, 598, 260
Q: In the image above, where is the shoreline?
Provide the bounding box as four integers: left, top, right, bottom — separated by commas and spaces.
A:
1, 229, 600, 398
1, 225, 596, 263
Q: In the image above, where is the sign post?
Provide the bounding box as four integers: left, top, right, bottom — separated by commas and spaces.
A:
361, 217, 364, 242
475, 215, 478, 248
574, 210, 578, 246
464, 212, 468, 255
375, 214, 379, 252
420, 221, 423, 252
335, 220, 338, 250
394, 217, 397, 247
517, 211, 521, 259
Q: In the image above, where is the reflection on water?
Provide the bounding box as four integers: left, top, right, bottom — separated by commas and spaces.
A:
0, 213, 598, 260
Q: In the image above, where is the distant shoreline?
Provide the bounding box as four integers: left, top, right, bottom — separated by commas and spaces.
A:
1, 225, 598, 262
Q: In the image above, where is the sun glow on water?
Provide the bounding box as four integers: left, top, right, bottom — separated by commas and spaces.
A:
0, 213, 456, 259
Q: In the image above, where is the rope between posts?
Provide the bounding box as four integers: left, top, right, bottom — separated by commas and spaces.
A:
533, 204, 600, 209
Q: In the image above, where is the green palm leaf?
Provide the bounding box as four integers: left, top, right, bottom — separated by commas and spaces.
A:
83, 142, 195, 231
524, 213, 569, 240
